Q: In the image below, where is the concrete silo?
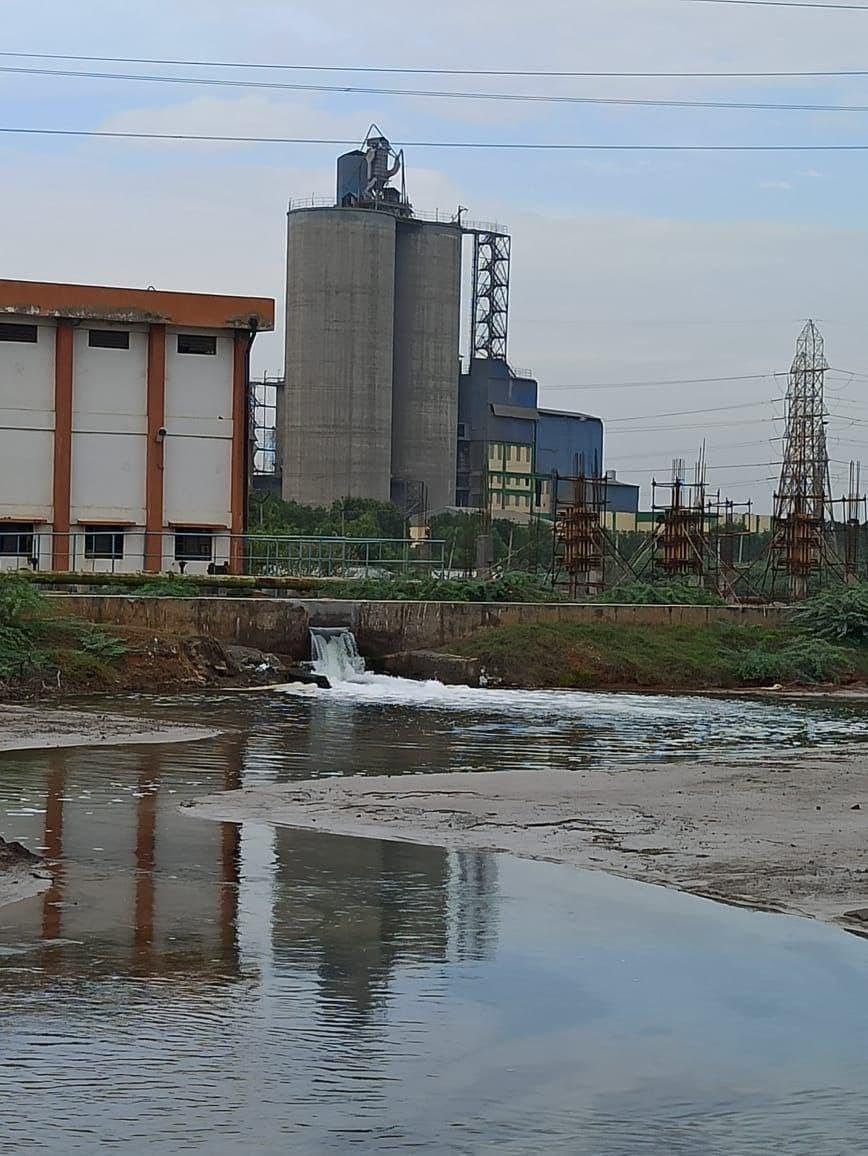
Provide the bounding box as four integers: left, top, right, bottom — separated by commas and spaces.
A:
281, 130, 463, 513
282, 206, 397, 506
391, 219, 462, 514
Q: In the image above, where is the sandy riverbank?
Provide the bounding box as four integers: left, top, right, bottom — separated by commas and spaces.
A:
0, 704, 217, 753
0, 838, 49, 910
0, 867, 50, 910
189, 754, 868, 933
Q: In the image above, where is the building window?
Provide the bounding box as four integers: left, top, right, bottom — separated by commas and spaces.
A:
174, 529, 213, 561
84, 526, 125, 560
0, 323, 38, 344
88, 329, 130, 350
0, 523, 34, 556
177, 334, 217, 356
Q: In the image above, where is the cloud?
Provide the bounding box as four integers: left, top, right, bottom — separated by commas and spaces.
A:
97, 94, 375, 153
3, 0, 868, 510
501, 209, 868, 505
2, 132, 864, 507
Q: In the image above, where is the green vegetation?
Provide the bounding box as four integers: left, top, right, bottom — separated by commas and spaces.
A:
250, 493, 555, 573
454, 619, 868, 690
0, 574, 126, 687
597, 580, 724, 606
250, 492, 405, 540
121, 577, 201, 598
327, 572, 562, 603
731, 637, 853, 686
429, 511, 553, 574
791, 582, 868, 642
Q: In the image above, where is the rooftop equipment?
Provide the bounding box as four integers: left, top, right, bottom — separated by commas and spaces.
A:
336, 126, 411, 215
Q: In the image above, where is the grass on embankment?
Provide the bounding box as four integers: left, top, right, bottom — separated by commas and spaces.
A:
452, 621, 868, 690
0, 575, 134, 696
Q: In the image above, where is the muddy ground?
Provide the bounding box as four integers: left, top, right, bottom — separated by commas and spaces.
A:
189, 753, 868, 934
0, 704, 217, 753
0, 837, 48, 910
0, 703, 218, 908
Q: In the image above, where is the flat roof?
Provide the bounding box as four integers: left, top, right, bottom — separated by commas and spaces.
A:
0, 279, 274, 331
536, 406, 599, 422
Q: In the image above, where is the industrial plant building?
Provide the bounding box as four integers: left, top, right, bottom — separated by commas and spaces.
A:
457, 358, 639, 520
278, 130, 638, 522
0, 279, 274, 573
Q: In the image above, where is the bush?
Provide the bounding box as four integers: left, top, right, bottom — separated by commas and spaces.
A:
597, 580, 724, 606
0, 574, 44, 626
132, 577, 201, 598
0, 573, 126, 684
791, 583, 868, 641
732, 637, 852, 685
331, 572, 562, 603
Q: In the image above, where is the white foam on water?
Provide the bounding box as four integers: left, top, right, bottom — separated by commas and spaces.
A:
298, 626, 868, 755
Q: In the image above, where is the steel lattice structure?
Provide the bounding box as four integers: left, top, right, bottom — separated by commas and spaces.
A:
840, 460, 867, 582
552, 469, 608, 597
769, 320, 836, 599
469, 231, 511, 360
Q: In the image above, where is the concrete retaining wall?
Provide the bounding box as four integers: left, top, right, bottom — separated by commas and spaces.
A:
51, 595, 787, 661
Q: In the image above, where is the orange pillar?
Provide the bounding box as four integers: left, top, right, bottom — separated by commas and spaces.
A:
144, 324, 167, 573
230, 329, 248, 575
133, 759, 158, 968
51, 321, 74, 571
41, 751, 66, 944
220, 743, 242, 967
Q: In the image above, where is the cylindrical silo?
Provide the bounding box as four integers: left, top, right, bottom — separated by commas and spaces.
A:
282, 208, 396, 506
391, 220, 462, 514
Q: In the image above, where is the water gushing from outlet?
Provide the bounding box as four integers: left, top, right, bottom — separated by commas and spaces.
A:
309, 627, 368, 684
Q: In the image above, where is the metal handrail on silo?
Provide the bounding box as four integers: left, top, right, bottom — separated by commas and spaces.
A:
285, 197, 507, 234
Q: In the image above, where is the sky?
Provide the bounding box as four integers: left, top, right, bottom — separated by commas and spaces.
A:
3, 0, 868, 509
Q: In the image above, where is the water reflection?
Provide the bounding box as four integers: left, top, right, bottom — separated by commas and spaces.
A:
0, 734, 497, 1011
1, 693, 868, 1152
271, 832, 497, 1019
2, 741, 244, 983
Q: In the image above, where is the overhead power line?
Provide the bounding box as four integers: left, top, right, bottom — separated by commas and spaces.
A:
614, 434, 785, 461
543, 372, 782, 391
8, 126, 868, 151
615, 460, 782, 473
3, 50, 866, 79
13, 64, 868, 114
601, 417, 779, 432
605, 398, 780, 422
681, 0, 868, 9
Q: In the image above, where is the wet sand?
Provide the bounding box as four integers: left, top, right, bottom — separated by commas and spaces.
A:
0, 704, 217, 753
189, 753, 868, 932
0, 867, 50, 910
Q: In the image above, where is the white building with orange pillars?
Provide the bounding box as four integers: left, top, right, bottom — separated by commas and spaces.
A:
0, 279, 274, 574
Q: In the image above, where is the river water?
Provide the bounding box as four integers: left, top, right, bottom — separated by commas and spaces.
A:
1, 680, 868, 1153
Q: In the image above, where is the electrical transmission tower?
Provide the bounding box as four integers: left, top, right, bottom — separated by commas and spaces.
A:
768, 320, 838, 600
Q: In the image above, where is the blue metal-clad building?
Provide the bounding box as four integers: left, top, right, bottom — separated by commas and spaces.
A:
457, 359, 638, 519
535, 407, 603, 478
